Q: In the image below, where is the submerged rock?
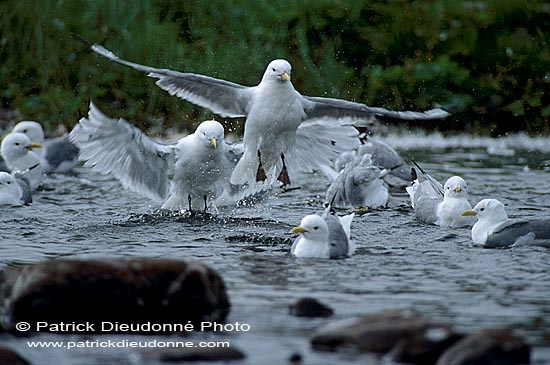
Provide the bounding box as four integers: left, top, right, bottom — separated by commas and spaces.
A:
143, 346, 245, 363
436, 328, 530, 365
289, 297, 334, 318
0, 346, 30, 365
311, 309, 462, 363
0, 258, 230, 333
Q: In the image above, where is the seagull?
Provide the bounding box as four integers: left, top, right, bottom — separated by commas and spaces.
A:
461, 199, 550, 248
0, 132, 43, 190
357, 139, 411, 183
0, 172, 26, 206
405, 163, 474, 228
290, 207, 355, 259
12, 121, 79, 173
70, 102, 244, 212
325, 154, 389, 209
89, 44, 450, 187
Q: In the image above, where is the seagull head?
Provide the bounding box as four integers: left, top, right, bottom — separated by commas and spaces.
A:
13, 121, 45, 144
195, 120, 224, 149
263, 59, 292, 83
461, 198, 508, 223
290, 214, 329, 242
443, 176, 468, 198
1, 132, 42, 161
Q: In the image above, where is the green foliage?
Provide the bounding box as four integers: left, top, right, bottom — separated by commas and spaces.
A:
0, 0, 548, 135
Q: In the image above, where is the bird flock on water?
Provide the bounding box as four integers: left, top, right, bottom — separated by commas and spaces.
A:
2, 44, 549, 254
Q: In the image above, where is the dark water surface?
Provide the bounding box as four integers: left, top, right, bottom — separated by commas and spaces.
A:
1, 134, 549, 364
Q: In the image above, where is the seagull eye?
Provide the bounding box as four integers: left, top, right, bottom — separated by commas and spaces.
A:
480, 208, 485, 212
313, 226, 319, 230
23, 129, 27, 133
6, 181, 11, 184
272, 67, 276, 72
15, 142, 20, 146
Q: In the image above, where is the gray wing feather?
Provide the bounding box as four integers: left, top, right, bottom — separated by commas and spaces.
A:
91, 45, 252, 118
44, 136, 79, 170
359, 140, 410, 181
12, 174, 32, 204
302, 95, 450, 123
69, 102, 175, 202
486, 220, 550, 248
323, 213, 350, 259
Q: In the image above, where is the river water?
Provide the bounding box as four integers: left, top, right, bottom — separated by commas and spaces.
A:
1, 132, 549, 365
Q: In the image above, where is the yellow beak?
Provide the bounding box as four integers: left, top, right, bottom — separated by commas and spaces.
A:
281, 72, 291, 81
453, 186, 462, 193
290, 226, 307, 234
28, 142, 43, 149
461, 210, 476, 216
211, 138, 217, 149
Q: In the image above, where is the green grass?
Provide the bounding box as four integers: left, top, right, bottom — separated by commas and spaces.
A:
0, 0, 548, 135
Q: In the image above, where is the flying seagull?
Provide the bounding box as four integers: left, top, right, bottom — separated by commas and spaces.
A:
461, 199, 550, 248
89, 44, 450, 187
70, 102, 244, 212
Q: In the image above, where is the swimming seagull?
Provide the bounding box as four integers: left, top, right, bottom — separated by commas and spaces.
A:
89, 44, 450, 187
324, 154, 389, 209
0, 132, 43, 190
70, 102, 244, 212
290, 206, 355, 259
405, 163, 474, 228
461, 199, 550, 248
12, 121, 79, 173
0, 172, 26, 205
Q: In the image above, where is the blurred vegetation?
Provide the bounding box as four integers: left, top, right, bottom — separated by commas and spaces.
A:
0, 0, 548, 136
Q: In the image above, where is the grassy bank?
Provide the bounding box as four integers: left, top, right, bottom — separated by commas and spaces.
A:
1, 0, 548, 135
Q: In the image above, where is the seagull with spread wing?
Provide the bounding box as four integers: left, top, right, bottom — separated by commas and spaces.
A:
70, 102, 244, 212
89, 44, 450, 187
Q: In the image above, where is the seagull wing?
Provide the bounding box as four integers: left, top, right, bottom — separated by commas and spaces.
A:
91, 45, 253, 118
301, 95, 450, 124
69, 102, 175, 202
486, 220, 550, 248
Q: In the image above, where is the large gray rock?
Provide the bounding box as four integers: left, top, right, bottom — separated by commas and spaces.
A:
311, 310, 462, 364
436, 328, 530, 365
0, 258, 230, 333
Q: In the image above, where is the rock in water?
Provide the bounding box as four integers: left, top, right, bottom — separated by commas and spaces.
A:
0, 346, 30, 365
289, 297, 334, 318
0, 258, 230, 333
311, 310, 462, 364
436, 328, 530, 365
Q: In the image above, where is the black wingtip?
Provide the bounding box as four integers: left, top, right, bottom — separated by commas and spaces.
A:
71, 33, 94, 48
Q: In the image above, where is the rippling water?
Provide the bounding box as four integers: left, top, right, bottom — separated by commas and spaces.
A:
1, 133, 549, 365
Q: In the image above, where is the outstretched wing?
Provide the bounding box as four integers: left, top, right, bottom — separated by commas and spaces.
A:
301, 95, 450, 124
69, 102, 175, 202
91, 45, 253, 118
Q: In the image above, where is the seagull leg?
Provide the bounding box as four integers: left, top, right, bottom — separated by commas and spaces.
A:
256, 150, 267, 182
188, 194, 192, 212
277, 153, 290, 186
203, 195, 208, 212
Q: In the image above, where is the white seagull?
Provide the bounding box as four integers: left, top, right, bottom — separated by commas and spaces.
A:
12, 121, 79, 173
89, 44, 450, 187
0, 172, 25, 206
405, 163, 474, 228
290, 208, 355, 259
70, 102, 244, 212
0, 132, 43, 190
461, 199, 550, 248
